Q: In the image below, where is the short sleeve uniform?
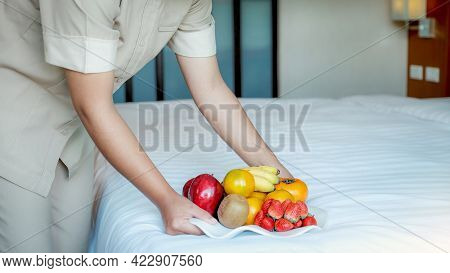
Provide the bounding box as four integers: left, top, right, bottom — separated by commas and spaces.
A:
0, 0, 217, 197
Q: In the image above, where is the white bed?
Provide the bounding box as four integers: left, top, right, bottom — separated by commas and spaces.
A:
88, 95, 450, 252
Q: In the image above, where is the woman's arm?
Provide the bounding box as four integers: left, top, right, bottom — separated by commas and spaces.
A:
177, 56, 293, 178
65, 70, 217, 235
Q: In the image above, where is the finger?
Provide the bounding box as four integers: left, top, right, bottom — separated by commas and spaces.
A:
166, 229, 183, 236
179, 222, 204, 236
191, 206, 218, 225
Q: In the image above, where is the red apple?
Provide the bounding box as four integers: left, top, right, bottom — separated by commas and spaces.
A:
183, 174, 224, 216
183, 178, 195, 198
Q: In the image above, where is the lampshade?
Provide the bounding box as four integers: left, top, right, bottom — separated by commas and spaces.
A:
391, 0, 427, 21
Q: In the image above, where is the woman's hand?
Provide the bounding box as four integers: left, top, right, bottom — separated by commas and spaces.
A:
65, 70, 216, 236
159, 194, 218, 235
177, 56, 293, 178
278, 166, 294, 179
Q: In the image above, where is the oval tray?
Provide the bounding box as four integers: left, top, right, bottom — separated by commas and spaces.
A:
190, 206, 327, 239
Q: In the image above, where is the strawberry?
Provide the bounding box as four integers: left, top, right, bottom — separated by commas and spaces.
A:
261, 199, 273, 214
275, 218, 294, 232
254, 210, 265, 226
284, 202, 302, 223
260, 217, 275, 231
281, 199, 292, 212
302, 215, 317, 227
294, 219, 303, 228
267, 200, 283, 220
296, 201, 309, 219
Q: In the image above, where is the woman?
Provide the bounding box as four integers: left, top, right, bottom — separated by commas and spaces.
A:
0, 0, 292, 252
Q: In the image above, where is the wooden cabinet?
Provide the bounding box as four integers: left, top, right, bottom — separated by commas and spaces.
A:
407, 0, 450, 98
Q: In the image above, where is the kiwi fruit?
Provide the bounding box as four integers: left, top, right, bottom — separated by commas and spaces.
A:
217, 194, 249, 229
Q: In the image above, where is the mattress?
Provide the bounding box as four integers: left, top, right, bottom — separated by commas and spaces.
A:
89, 95, 450, 252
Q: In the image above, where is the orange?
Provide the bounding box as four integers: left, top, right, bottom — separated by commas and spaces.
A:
223, 169, 255, 197
264, 189, 295, 203
249, 192, 267, 200
275, 178, 308, 202
245, 197, 263, 225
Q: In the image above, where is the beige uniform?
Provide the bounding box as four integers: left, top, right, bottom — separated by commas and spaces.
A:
0, 0, 216, 252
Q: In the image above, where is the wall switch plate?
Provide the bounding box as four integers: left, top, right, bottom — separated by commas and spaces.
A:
409, 65, 423, 80
418, 18, 436, 39
425, 67, 440, 83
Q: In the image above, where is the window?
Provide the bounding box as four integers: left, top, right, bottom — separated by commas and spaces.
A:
114, 0, 277, 103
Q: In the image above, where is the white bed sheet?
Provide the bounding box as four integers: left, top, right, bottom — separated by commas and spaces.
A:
89, 95, 450, 252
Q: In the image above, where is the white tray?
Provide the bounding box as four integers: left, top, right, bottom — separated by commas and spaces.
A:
190, 206, 327, 239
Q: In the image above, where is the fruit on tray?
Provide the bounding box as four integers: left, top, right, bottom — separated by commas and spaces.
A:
267, 200, 283, 220
275, 178, 308, 202
281, 199, 292, 212
284, 201, 308, 222
241, 166, 280, 192
294, 218, 303, 228
253, 176, 275, 192
302, 215, 317, 227
218, 194, 249, 228
245, 197, 264, 225
242, 166, 280, 184
275, 218, 294, 232
249, 191, 267, 200
253, 210, 265, 226
182, 178, 195, 197
248, 165, 280, 175
259, 216, 275, 231
183, 174, 224, 216
261, 198, 272, 214
265, 189, 295, 203
183, 166, 313, 232
223, 169, 255, 197
255, 198, 316, 232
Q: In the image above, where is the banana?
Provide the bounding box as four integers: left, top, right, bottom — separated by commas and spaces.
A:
242, 168, 280, 185
253, 175, 275, 192
258, 166, 280, 175
242, 166, 280, 176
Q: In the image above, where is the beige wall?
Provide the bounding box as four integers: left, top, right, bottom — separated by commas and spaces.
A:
279, 0, 408, 98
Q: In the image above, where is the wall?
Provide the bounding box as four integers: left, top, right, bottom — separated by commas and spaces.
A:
408, 0, 449, 98
279, 0, 408, 99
